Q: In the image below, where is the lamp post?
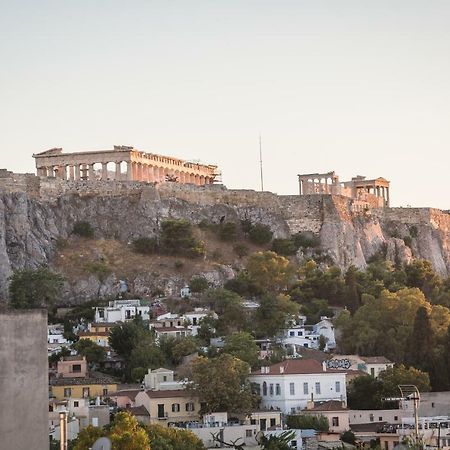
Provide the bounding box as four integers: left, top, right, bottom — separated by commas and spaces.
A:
59, 411, 67, 450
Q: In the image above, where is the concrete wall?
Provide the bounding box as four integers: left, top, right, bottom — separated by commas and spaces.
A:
0, 310, 48, 450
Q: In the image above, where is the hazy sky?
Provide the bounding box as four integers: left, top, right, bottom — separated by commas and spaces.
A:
1, 1, 449, 209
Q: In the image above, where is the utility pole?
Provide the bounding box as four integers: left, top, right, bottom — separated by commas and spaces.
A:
259, 134, 264, 192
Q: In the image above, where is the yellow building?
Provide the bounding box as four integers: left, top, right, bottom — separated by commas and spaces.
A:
135, 389, 201, 426
51, 376, 118, 400
77, 331, 109, 347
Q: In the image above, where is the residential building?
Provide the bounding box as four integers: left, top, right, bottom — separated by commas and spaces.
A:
48, 324, 70, 345
243, 410, 283, 431
249, 359, 347, 414
57, 356, 88, 378
134, 389, 201, 426
326, 355, 393, 378
51, 375, 117, 400
143, 367, 185, 390
110, 389, 141, 408
349, 408, 403, 426
78, 330, 109, 347
303, 400, 349, 433
94, 299, 150, 323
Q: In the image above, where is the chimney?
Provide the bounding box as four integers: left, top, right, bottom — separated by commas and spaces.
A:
279, 366, 284, 374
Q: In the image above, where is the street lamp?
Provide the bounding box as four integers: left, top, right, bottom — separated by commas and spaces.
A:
59, 411, 68, 450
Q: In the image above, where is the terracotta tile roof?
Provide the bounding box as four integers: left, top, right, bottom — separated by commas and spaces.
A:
251, 359, 327, 375
125, 406, 150, 416
145, 389, 194, 399
110, 389, 141, 401
361, 356, 392, 364
62, 355, 85, 361
308, 401, 347, 411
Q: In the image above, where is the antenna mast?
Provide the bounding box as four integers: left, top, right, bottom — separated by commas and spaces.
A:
259, 134, 264, 191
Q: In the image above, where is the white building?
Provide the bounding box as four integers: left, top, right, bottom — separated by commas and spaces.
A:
48, 325, 70, 345
325, 355, 393, 378
143, 368, 185, 390
94, 299, 150, 323
249, 359, 347, 415
279, 317, 336, 353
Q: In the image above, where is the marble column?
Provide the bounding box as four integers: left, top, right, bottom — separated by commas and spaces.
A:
102, 163, 108, 180
115, 162, 122, 180
126, 161, 133, 181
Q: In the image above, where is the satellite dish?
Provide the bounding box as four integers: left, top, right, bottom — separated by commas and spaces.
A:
91, 437, 111, 450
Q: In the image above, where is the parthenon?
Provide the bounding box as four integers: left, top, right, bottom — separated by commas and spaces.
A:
298, 171, 390, 207
33, 146, 220, 186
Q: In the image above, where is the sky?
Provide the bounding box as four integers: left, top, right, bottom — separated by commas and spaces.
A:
1, 0, 449, 209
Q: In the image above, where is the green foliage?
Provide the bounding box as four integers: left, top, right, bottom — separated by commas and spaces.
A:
132, 237, 158, 255
109, 411, 150, 450
223, 332, 260, 368
246, 251, 295, 293
160, 219, 205, 257
188, 353, 259, 415
224, 272, 264, 297
9, 267, 64, 309
405, 260, 441, 299
272, 238, 298, 256
84, 260, 111, 283
72, 425, 105, 450
159, 335, 200, 366
145, 424, 206, 450
74, 339, 106, 364
292, 231, 320, 248
233, 244, 249, 258
72, 221, 94, 238
218, 222, 238, 242
257, 430, 296, 450
248, 223, 273, 245
202, 288, 247, 334
49, 347, 71, 364
378, 365, 431, 394
286, 414, 329, 431
341, 430, 356, 445
255, 294, 299, 338
174, 260, 184, 269
189, 276, 209, 293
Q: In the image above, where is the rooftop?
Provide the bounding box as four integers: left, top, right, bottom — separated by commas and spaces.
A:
252, 359, 329, 376
145, 389, 193, 399
308, 401, 347, 412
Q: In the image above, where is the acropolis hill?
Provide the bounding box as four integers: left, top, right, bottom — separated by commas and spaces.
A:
0, 147, 448, 302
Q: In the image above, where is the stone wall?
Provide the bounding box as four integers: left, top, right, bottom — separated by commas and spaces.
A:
0, 310, 48, 450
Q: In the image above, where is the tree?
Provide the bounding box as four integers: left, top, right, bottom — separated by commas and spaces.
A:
405, 260, 441, 299
109, 411, 150, 450
218, 222, 238, 242
72, 221, 95, 238
257, 430, 296, 450
406, 307, 434, 372
188, 354, 258, 415
286, 414, 329, 431
9, 267, 64, 309
72, 425, 105, 450
345, 266, 361, 314
160, 219, 205, 257
73, 339, 106, 364
246, 251, 295, 293
341, 431, 356, 445
145, 424, 206, 450
248, 223, 273, 245
347, 376, 385, 410
272, 238, 297, 256
132, 237, 158, 255
223, 332, 260, 369
378, 365, 431, 395
108, 321, 141, 358
189, 276, 209, 293
128, 340, 165, 381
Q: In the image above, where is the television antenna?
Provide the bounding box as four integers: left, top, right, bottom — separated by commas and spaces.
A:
259, 134, 264, 191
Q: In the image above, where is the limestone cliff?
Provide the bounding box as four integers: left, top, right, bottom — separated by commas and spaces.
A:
0, 179, 448, 302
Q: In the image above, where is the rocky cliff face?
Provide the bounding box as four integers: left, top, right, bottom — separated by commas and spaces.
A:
0, 180, 448, 302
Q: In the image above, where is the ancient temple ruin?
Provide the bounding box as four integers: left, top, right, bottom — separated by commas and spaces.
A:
298, 171, 390, 208
33, 146, 220, 186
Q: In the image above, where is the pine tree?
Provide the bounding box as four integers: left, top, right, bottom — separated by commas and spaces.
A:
407, 306, 434, 372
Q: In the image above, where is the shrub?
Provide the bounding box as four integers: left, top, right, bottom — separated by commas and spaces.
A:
286, 414, 329, 431
218, 222, 238, 242
189, 276, 209, 293
341, 430, 356, 445
72, 221, 94, 238
84, 261, 111, 283
292, 231, 320, 248
272, 238, 297, 256
248, 223, 273, 245
160, 219, 205, 258
240, 219, 253, 233
403, 235, 412, 248
174, 260, 184, 269
132, 237, 158, 255
233, 244, 249, 258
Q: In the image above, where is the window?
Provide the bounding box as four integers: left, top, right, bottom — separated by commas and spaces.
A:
369, 414, 374, 422
72, 364, 81, 373
172, 403, 180, 412
370, 368, 375, 377
379, 417, 383, 421
163, 376, 167, 382
185, 402, 195, 412
290, 383, 295, 395
82, 387, 90, 398
73, 401, 79, 407
332, 417, 339, 427
291, 407, 296, 414
64, 388, 72, 397
246, 429, 253, 437
290, 331, 295, 337
275, 384, 281, 395
270, 418, 276, 427
269, 384, 274, 396
262, 382, 267, 396
394, 416, 399, 421
298, 331, 303, 336
103, 388, 108, 396
315, 382, 321, 395
250, 419, 256, 425
335, 381, 341, 393
303, 383, 309, 395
